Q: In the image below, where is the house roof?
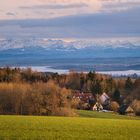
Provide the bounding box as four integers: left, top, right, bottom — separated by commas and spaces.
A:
93, 102, 103, 110
102, 92, 110, 99
125, 106, 134, 113
94, 102, 103, 107
73, 92, 94, 103
99, 92, 110, 105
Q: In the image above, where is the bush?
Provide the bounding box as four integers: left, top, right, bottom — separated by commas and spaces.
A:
109, 101, 120, 112
131, 100, 140, 116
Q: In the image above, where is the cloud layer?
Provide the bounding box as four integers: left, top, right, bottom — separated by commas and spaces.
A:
0, 0, 140, 38
0, 7, 140, 38
0, 0, 140, 19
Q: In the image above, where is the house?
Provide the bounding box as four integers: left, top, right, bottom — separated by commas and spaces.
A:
99, 92, 110, 106
125, 106, 135, 116
119, 104, 135, 116
92, 102, 103, 111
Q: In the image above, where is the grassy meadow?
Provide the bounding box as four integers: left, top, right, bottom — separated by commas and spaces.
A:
0, 111, 140, 140
77, 110, 140, 120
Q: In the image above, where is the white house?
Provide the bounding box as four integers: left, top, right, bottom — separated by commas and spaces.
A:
99, 92, 110, 106
93, 102, 103, 111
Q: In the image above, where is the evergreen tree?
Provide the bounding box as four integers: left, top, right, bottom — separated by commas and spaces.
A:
91, 79, 103, 95
87, 71, 96, 81
125, 77, 133, 90
113, 88, 120, 103
80, 75, 85, 92
107, 77, 114, 91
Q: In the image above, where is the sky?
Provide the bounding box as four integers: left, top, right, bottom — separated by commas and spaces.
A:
0, 0, 140, 38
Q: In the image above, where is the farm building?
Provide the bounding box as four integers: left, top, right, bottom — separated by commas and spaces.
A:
119, 104, 135, 116
125, 106, 135, 116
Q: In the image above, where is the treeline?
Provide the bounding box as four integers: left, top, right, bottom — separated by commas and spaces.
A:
0, 67, 116, 94
0, 67, 140, 116
0, 67, 135, 94
0, 81, 75, 116
0, 67, 55, 83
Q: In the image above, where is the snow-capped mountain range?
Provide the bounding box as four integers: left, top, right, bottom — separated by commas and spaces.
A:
0, 38, 140, 51
0, 38, 140, 72
0, 38, 140, 62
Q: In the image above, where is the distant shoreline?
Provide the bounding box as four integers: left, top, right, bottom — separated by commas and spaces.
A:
5, 66, 140, 76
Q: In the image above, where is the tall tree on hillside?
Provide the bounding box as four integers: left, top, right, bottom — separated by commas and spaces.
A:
87, 71, 96, 81
113, 88, 121, 103
125, 77, 133, 90
80, 75, 85, 92
106, 77, 115, 93
91, 79, 103, 95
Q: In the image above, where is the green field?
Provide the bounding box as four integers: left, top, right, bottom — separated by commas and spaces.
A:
77, 110, 140, 120
0, 111, 140, 140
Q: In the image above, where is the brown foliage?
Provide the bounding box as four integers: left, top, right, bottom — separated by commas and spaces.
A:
109, 101, 120, 112
0, 67, 140, 116
131, 100, 140, 115
0, 81, 74, 116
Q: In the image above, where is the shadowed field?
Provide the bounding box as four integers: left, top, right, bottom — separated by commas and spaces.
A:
77, 110, 140, 120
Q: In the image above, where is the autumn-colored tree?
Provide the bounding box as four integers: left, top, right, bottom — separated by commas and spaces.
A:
131, 100, 140, 116
110, 101, 120, 112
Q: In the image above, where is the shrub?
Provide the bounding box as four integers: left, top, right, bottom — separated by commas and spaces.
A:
109, 101, 120, 112
131, 100, 140, 116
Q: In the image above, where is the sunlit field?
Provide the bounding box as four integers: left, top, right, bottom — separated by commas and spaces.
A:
0, 112, 140, 140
